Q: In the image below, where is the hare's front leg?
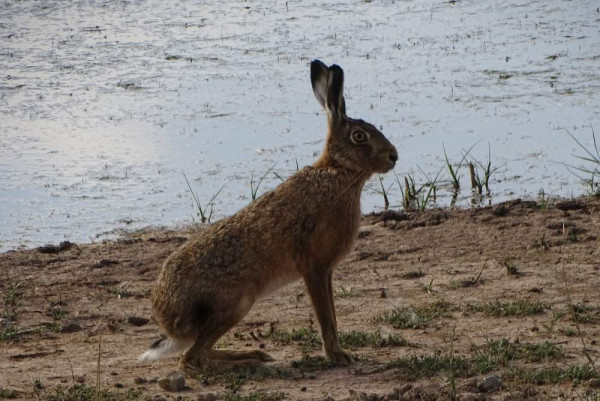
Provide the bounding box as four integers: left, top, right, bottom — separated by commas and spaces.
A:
303, 270, 355, 365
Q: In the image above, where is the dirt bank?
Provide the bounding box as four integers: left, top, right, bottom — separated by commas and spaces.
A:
1, 197, 600, 400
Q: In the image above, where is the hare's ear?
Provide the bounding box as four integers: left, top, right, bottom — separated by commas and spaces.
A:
326, 64, 346, 118
310, 60, 329, 110
311, 60, 347, 120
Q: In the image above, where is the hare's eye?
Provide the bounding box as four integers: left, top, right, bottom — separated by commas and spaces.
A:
350, 130, 368, 145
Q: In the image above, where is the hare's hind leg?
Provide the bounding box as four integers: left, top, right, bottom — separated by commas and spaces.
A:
179, 295, 271, 374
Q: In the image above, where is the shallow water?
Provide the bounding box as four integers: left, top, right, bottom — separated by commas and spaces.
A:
1, 0, 599, 251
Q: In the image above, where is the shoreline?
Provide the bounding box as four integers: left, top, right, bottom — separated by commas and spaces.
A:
4, 193, 595, 255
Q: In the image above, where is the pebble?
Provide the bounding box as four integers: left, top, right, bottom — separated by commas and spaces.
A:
478, 376, 502, 393
157, 371, 186, 392
127, 316, 149, 326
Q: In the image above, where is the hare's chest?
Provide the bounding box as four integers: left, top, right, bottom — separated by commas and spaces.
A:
306, 200, 361, 266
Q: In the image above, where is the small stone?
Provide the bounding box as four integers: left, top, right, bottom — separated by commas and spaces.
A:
114, 383, 124, 388
93, 259, 119, 268
61, 321, 83, 333
478, 376, 502, 393
127, 316, 149, 327
301, 387, 307, 392
158, 371, 186, 392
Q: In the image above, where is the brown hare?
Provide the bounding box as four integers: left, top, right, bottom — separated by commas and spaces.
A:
140, 60, 398, 373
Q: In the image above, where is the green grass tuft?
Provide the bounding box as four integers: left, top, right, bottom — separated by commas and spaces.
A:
271, 327, 321, 352
335, 285, 359, 298
472, 339, 564, 373
1, 279, 23, 343
43, 383, 143, 401
0, 388, 18, 399
387, 354, 472, 381
504, 364, 599, 385
375, 300, 453, 329
339, 330, 407, 350
467, 300, 548, 317
224, 391, 286, 401
570, 304, 600, 324
271, 328, 406, 352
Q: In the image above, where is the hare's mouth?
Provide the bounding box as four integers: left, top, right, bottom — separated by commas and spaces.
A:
373, 158, 396, 173
374, 150, 397, 173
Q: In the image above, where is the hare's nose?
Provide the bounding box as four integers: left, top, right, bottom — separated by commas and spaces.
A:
388, 149, 398, 164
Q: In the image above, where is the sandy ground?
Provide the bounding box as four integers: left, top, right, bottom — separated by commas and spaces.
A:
1, 196, 600, 400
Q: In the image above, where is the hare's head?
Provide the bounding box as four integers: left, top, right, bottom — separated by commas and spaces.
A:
311, 60, 398, 174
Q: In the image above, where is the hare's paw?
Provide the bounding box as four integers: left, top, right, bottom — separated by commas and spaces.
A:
208, 349, 274, 362
327, 348, 355, 366
180, 354, 268, 377
179, 359, 206, 377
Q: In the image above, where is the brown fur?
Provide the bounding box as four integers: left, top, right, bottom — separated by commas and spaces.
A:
143, 60, 398, 372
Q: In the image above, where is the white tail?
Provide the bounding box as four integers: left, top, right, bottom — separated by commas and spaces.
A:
138, 337, 193, 361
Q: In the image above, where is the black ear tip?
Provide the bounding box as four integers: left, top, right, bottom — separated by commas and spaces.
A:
329, 64, 344, 75
311, 59, 328, 73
